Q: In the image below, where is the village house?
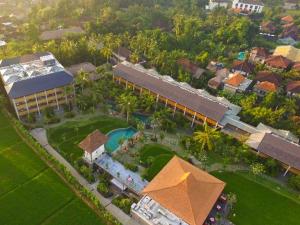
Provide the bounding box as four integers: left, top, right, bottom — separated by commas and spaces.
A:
281, 15, 294, 24
273, 45, 300, 63
131, 156, 226, 225
284, 0, 299, 9
279, 23, 300, 45
286, 80, 300, 96
249, 47, 269, 63
208, 68, 229, 90
0, 52, 74, 119
177, 58, 206, 79
78, 130, 108, 163
223, 72, 252, 93
112, 46, 132, 64
253, 81, 278, 96
265, 55, 292, 71
66, 62, 99, 81
205, 0, 231, 10
232, 0, 264, 13
206, 61, 224, 73
293, 62, 300, 71
231, 60, 254, 76
260, 21, 277, 34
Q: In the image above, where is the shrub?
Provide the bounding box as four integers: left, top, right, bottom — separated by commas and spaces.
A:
288, 175, 300, 191
112, 196, 134, 214
45, 116, 60, 124
97, 182, 113, 198
79, 165, 95, 183
125, 163, 138, 172
64, 111, 75, 118
265, 159, 281, 177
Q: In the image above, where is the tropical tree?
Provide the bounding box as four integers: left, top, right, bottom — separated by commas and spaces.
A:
193, 122, 220, 151
139, 93, 155, 112
75, 71, 90, 92
117, 93, 137, 122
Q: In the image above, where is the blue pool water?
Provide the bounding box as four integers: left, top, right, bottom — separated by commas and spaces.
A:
238, 52, 246, 61
105, 127, 137, 153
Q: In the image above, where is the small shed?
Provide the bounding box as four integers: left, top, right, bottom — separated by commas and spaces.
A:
78, 130, 108, 163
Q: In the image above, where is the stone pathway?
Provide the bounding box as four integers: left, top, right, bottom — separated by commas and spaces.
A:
30, 128, 139, 225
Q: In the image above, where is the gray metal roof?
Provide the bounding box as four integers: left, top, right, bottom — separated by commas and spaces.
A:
257, 133, 300, 170
0, 52, 51, 68
6, 70, 73, 98
113, 64, 229, 122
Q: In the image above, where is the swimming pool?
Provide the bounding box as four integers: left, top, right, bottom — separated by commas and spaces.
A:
105, 127, 137, 153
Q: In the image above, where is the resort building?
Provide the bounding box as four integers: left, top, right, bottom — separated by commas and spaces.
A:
79, 130, 108, 163
205, 0, 230, 10
113, 61, 241, 127
131, 156, 226, 225
0, 52, 74, 119
232, 0, 264, 13
246, 131, 300, 175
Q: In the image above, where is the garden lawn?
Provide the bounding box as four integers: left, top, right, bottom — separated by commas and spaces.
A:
47, 115, 128, 162
140, 144, 175, 181
212, 171, 300, 225
0, 111, 105, 225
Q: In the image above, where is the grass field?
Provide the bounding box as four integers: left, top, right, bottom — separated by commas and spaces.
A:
0, 111, 105, 225
140, 144, 175, 180
212, 171, 300, 225
47, 116, 128, 162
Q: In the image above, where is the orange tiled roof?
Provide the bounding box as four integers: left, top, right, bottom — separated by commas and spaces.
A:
256, 81, 277, 92
78, 130, 108, 153
225, 73, 245, 87
142, 156, 225, 225
281, 15, 294, 23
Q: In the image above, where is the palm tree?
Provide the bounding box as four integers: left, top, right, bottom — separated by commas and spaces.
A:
75, 71, 90, 92
117, 93, 137, 122
139, 93, 155, 112
193, 122, 220, 151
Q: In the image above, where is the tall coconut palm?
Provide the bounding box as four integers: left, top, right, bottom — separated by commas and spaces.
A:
117, 93, 137, 122
193, 122, 220, 151
75, 71, 90, 92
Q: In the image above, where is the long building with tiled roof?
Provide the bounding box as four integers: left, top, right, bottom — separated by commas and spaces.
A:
0, 52, 74, 119
113, 62, 241, 127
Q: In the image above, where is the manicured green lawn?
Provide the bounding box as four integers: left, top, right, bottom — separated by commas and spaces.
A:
140, 144, 175, 181
0, 111, 105, 225
47, 116, 128, 162
212, 171, 300, 225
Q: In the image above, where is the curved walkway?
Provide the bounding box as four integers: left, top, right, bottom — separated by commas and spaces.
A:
30, 128, 139, 225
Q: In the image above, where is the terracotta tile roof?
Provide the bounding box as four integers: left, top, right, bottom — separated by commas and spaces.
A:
142, 156, 225, 225
177, 58, 200, 75
255, 81, 277, 92
231, 60, 254, 74
255, 71, 282, 86
293, 62, 300, 71
225, 73, 245, 87
286, 80, 300, 93
78, 130, 108, 153
265, 55, 292, 69
260, 21, 277, 33
281, 15, 294, 24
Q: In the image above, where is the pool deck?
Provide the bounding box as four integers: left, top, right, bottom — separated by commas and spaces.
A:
95, 154, 148, 194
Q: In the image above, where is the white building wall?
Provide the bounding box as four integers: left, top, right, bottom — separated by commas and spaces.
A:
232, 0, 264, 13
206, 0, 229, 10
84, 144, 105, 163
